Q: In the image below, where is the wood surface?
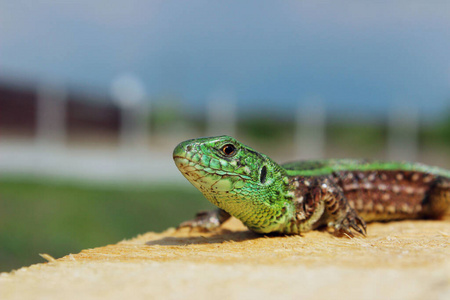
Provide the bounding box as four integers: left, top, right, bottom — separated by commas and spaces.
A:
1, 217, 449, 299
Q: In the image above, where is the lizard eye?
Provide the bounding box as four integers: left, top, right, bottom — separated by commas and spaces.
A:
221, 144, 236, 156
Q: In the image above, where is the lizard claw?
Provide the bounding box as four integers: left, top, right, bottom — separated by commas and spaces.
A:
178, 210, 222, 231
333, 209, 367, 237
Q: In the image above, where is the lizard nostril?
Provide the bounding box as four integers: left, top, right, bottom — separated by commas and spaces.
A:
186, 145, 193, 152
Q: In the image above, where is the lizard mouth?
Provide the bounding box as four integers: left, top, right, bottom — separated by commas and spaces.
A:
173, 156, 210, 179
173, 155, 187, 161
173, 155, 198, 168
174, 155, 246, 181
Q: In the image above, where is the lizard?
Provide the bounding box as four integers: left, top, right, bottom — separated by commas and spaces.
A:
173, 135, 450, 236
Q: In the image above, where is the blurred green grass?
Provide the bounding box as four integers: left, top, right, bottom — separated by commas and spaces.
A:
0, 178, 214, 273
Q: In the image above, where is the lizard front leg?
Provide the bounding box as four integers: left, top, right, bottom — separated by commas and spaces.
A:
320, 178, 367, 236
179, 208, 231, 231
289, 177, 366, 236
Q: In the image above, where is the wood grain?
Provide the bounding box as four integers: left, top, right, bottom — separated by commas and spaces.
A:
1, 217, 449, 300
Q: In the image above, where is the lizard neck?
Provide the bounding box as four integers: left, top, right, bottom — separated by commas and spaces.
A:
213, 175, 296, 234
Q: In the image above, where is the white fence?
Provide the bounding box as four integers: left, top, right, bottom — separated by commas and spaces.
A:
0, 82, 421, 183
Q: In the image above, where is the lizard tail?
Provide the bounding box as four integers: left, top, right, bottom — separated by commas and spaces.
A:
424, 177, 450, 219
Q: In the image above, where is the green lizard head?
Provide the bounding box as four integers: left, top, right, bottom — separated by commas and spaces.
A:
173, 135, 294, 233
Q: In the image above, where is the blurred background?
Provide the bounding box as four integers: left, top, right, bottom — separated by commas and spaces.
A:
1, 1, 450, 272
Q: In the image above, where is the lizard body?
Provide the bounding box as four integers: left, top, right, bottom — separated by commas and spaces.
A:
173, 136, 450, 236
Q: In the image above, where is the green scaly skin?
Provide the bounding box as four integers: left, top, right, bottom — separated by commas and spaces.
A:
173, 136, 450, 236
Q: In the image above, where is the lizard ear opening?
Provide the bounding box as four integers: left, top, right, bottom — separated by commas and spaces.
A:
260, 165, 267, 184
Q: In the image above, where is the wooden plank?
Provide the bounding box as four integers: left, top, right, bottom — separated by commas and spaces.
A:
1, 218, 449, 299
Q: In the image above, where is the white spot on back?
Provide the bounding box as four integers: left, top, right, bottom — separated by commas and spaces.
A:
344, 183, 360, 191
381, 193, 390, 201
396, 173, 404, 181
405, 186, 415, 194
392, 185, 401, 194
363, 182, 373, 189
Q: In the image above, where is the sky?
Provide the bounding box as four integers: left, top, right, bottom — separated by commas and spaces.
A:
1, 1, 450, 118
